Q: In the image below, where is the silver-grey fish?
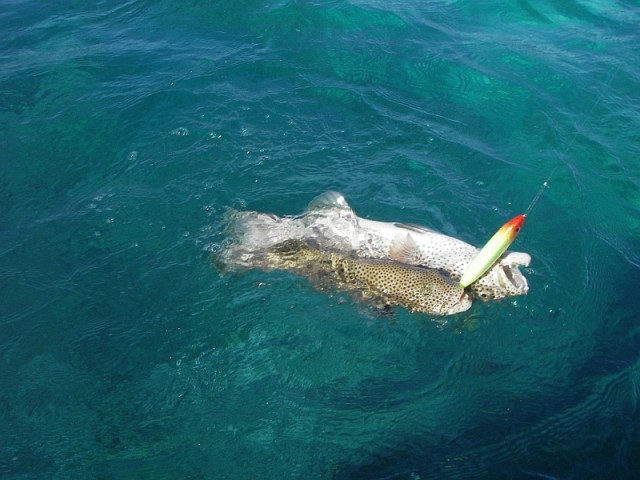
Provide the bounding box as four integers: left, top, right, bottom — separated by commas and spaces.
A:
219, 192, 530, 301
223, 240, 472, 316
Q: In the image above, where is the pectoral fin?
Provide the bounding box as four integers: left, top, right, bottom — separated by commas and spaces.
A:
388, 233, 419, 263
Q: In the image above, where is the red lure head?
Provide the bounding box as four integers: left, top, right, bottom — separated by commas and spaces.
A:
501, 214, 526, 239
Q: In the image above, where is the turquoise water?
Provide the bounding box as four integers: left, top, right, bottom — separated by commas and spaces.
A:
1, 1, 640, 478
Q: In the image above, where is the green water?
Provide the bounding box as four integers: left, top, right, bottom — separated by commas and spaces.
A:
1, 1, 639, 478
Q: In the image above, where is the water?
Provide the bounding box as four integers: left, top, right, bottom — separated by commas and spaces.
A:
1, 1, 639, 478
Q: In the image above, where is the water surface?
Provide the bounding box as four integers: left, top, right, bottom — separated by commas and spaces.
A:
1, 1, 639, 478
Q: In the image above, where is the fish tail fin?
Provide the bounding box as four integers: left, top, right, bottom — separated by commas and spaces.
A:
217, 236, 325, 273
219, 208, 308, 267
216, 210, 279, 271
305, 191, 353, 213
224, 209, 282, 246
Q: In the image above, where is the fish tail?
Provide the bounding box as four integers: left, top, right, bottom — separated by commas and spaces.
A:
224, 209, 307, 252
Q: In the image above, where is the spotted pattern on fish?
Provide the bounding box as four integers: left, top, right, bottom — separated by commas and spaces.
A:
255, 240, 472, 316
329, 255, 471, 315
387, 232, 526, 301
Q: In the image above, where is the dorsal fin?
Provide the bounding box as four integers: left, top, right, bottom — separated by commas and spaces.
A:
394, 222, 437, 234
388, 233, 418, 263
306, 191, 351, 212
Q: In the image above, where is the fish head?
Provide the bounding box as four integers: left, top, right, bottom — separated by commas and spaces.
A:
471, 263, 529, 301
443, 289, 473, 315
417, 273, 473, 315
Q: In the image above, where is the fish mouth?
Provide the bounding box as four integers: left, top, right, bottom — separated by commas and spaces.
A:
446, 290, 473, 315
497, 252, 530, 295
501, 265, 529, 293
470, 264, 529, 301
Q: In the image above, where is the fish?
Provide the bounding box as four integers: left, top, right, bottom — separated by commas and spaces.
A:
226, 239, 472, 316
219, 191, 531, 301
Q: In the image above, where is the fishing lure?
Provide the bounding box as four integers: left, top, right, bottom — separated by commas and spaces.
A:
460, 62, 616, 289
459, 214, 525, 288
459, 177, 551, 288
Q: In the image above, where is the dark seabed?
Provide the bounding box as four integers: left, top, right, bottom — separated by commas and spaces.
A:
1, 1, 640, 479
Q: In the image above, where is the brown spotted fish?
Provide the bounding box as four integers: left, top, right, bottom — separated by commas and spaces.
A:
223, 240, 472, 316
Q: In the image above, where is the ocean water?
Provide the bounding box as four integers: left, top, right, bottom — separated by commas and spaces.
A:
1, 0, 640, 478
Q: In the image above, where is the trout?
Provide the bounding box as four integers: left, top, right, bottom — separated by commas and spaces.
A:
239, 240, 472, 316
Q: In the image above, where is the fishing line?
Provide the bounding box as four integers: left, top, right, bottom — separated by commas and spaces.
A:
523, 166, 557, 216
523, 63, 620, 216
460, 63, 620, 287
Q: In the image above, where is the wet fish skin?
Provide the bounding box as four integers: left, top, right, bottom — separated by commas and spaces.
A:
248, 240, 472, 316
220, 192, 530, 301
330, 255, 472, 316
